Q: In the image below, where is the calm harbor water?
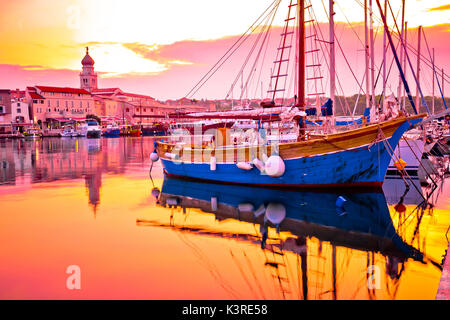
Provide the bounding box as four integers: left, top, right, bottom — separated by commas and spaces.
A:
0, 137, 449, 300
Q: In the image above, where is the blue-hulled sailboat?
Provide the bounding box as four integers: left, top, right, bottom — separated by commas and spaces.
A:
153, 0, 427, 188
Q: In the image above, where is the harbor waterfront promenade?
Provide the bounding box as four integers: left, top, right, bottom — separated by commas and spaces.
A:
0, 48, 214, 135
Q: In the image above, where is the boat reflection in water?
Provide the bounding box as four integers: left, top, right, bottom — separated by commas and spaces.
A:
137, 176, 443, 299
156, 177, 423, 259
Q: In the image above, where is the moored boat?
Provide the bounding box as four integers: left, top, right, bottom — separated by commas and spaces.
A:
23, 127, 42, 139
102, 124, 121, 137
79, 120, 102, 138
61, 125, 78, 138
156, 114, 425, 188
129, 125, 142, 137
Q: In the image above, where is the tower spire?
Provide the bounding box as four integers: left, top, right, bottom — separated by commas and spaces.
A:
80, 47, 97, 92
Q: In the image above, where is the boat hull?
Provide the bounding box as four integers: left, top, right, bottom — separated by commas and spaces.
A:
158, 115, 425, 188
86, 130, 101, 138
103, 129, 121, 137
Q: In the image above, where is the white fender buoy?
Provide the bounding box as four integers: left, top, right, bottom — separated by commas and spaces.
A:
264, 155, 285, 177
150, 152, 159, 162
254, 204, 266, 217
151, 187, 160, 199
237, 162, 253, 170
164, 152, 179, 160
210, 156, 216, 171
252, 158, 265, 173
265, 203, 286, 225
211, 197, 218, 212
238, 203, 254, 212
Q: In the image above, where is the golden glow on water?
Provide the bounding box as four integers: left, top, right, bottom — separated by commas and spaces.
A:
0, 138, 449, 299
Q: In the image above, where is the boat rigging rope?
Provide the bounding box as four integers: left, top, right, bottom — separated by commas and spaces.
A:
422, 30, 448, 110
229, 2, 281, 101
185, 0, 281, 99
375, 124, 428, 202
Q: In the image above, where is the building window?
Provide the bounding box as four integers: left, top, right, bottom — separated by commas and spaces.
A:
17, 108, 21, 113
126, 108, 130, 112
48, 108, 51, 112
33, 100, 38, 103
0, 106, 4, 113
40, 100, 44, 104
56, 100, 60, 107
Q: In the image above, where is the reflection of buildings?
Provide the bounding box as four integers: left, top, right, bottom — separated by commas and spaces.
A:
0, 137, 155, 213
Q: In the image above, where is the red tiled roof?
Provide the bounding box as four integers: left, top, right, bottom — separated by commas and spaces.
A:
92, 88, 121, 93
29, 92, 44, 99
121, 92, 155, 100
36, 86, 90, 94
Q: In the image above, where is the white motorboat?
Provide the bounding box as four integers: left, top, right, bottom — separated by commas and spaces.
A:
78, 120, 102, 138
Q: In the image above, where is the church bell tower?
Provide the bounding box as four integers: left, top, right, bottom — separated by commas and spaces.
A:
80, 47, 98, 92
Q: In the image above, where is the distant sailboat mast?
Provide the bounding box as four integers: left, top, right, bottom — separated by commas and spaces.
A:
397, 0, 406, 108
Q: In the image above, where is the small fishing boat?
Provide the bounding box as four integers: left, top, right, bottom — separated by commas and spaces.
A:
102, 124, 121, 137
23, 127, 42, 139
129, 125, 142, 137
61, 125, 78, 138
141, 123, 168, 136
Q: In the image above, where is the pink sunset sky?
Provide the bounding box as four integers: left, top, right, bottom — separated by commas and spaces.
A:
0, 0, 449, 100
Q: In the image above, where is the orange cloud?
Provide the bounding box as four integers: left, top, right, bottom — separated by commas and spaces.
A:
428, 4, 450, 11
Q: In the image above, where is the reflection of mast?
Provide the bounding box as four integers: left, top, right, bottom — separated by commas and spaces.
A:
295, 236, 308, 300
332, 245, 337, 300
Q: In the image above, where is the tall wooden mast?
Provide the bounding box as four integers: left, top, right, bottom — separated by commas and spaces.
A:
329, 0, 336, 124
364, 0, 370, 110
297, 0, 306, 139
298, 0, 305, 110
